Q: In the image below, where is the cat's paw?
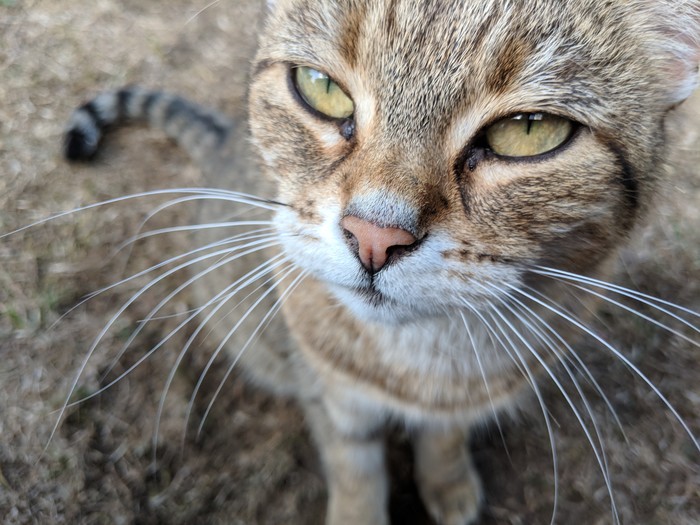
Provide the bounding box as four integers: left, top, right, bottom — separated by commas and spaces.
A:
417, 463, 483, 525
413, 428, 484, 525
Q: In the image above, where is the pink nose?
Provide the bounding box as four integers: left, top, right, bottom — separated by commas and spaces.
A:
341, 215, 418, 273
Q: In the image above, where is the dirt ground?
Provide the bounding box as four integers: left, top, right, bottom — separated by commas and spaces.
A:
1, 1, 699, 524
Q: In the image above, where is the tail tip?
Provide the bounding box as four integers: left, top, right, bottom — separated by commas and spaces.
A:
63, 125, 100, 161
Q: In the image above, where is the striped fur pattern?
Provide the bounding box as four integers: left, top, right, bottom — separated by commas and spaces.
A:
65, 86, 233, 163
64, 1, 700, 524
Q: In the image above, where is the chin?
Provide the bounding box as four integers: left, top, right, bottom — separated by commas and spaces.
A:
329, 284, 444, 326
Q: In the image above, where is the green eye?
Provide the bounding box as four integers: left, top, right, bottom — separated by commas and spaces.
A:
294, 66, 354, 119
485, 113, 573, 157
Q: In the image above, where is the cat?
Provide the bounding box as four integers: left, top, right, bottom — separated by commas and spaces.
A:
53, 0, 700, 524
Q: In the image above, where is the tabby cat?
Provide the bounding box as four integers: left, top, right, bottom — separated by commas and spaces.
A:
62, 1, 699, 524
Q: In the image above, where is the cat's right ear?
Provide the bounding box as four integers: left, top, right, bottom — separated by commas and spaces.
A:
641, 2, 700, 106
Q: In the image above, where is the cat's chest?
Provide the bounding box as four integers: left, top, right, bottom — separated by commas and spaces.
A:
281, 275, 530, 419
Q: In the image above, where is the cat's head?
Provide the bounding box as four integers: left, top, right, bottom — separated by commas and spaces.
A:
249, 0, 699, 324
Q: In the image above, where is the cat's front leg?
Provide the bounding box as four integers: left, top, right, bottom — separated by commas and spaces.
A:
413, 426, 483, 525
303, 395, 389, 525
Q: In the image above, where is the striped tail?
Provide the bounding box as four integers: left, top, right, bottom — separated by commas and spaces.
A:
64, 86, 233, 163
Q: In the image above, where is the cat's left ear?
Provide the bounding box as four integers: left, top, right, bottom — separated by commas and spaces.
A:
641, 1, 700, 106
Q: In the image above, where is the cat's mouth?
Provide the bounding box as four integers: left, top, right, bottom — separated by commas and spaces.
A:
351, 284, 395, 307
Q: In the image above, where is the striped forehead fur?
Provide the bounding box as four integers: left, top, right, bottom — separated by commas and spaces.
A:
263, 0, 699, 112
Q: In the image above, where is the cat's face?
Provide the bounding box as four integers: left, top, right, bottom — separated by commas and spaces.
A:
249, 0, 699, 324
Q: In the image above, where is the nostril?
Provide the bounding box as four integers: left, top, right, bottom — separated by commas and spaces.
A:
343, 227, 359, 251
342, 227, 356, 242
385, 243, 411, 261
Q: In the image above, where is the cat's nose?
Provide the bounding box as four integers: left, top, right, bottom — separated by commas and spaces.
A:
341, 215, 418, 273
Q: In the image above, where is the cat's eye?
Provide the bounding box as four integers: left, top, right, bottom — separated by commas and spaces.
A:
485, 113, 573, 158
293, 66, 354, 120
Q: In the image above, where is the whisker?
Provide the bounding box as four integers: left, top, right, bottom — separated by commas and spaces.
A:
540, 278, 699, 347
483, 300, 621, 525
47, 229, 281, 332
97, 244, 288, 384
185, 0, 221, 25
51, 237, 282, 444
130, 194, 274, 239
1, 187, 284, 240
483, 287, 620, 524
194, 267, 307, 440
460, 301, 534, 390
499, 289, 628, 443
532, 265, 700, 320
457, 309, 512, 462
150, 256, 294, 456
148, 189, 286, 209
115, 196, 262, 267
472, 300, 562, 525
508, 283, 700, 453
118, 222, 275, 250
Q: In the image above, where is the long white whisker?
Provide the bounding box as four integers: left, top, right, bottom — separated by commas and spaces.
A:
1, 187, 282, 240
151, 256, 294, 457
490, 281, 628, 439
47, 229, 280, 333
506, 296, 621, 443
532, 266, 700, 320
135, 191, 283, 211
457, 309, 511, 461
483, 287, 619, 525
116, 192, 275, 268
185, 0, 221, 25
475, 301, 561, 525
50, 237, 282, 446
509, 283, 700, 453
187, 266, 301, 436
485, 298, 625, 525
461, 301, 534, 389
195, 268, 307, 439
63, 243, 285, 411
501, 290, 628, 443
187, 264, 302, 422
541, 278, 699, 346
112, 224, 278, 291
130, 194, 274, 242
117, 222, 275, 250
98, 240, 286, 382
98, 234, 284, 379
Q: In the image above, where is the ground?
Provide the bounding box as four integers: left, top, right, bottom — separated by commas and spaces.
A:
0, 1, 699, 524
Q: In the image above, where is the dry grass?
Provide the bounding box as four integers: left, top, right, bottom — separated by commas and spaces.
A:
0, 1, 698, 524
